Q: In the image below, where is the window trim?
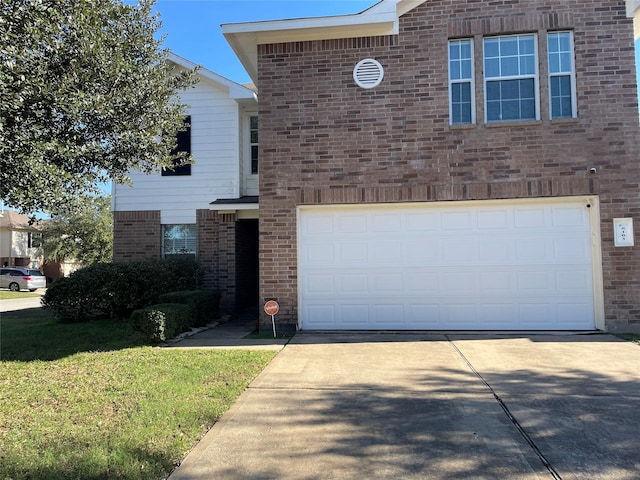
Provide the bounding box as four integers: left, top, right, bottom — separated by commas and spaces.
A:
249, 115, 259, 175
162, 224, 196, 258
162, 116, 192, 177
548, 31, 577, 119
448, 38, 476, 125
483, 33, 540, 123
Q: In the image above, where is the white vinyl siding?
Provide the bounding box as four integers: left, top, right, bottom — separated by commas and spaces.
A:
113, 76, 243, 224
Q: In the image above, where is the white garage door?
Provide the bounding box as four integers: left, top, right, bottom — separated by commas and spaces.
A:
298, 199, 598, 330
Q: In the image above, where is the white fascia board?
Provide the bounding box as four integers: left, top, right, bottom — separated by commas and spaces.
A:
209, 203, 259, 212
627, 0, 640, 39
167, 51, 256, 101
222, 0, 412, 84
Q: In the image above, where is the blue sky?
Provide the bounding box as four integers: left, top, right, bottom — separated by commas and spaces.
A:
152, 0, 640, 97
153, 0, 374, 84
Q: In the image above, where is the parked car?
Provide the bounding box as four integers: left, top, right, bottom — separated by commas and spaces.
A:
0, 267, 47, 292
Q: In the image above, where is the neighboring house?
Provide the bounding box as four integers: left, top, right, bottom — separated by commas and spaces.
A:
112, 53, 259, 312
0, 210, 42, 269
222, 0, 640, 332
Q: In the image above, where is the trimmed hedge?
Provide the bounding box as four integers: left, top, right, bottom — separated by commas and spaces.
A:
157, 289, 221, 327
42, 258, 203, 322
130, 303, 192, 343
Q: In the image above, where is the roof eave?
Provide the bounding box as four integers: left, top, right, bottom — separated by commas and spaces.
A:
222, 7, 400, 85
627, 0, 640, 39
167, 51, 257, 102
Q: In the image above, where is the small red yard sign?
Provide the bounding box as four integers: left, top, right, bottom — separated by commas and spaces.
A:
264, 300, 280, 316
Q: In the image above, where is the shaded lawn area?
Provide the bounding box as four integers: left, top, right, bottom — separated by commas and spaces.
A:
617, 333, 640, 345
0, 309, 276, 480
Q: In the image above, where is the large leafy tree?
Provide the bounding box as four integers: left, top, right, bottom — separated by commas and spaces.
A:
0, 0, 197, 215
41, 195, 113, 265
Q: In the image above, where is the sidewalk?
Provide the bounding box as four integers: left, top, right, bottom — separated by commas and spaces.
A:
165, 314, 290, 351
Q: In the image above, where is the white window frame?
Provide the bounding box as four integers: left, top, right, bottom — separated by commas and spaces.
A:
548, 31, 577, 119
448, 38, 476, 125
244, 114, 259, 175
483, 33, 540, 123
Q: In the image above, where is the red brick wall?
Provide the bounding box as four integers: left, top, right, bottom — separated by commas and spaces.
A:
112, 211, 161, 262
257, 0, 640, 331
113, 209, 241, 314
196, 209, 238, 313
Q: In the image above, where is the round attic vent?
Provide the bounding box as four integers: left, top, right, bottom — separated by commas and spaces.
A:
353, 58, 384, 89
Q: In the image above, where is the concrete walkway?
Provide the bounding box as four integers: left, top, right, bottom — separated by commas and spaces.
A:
169, 331, 640, 480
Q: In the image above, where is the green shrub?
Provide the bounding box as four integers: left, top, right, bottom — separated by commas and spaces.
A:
157, 289, 221, 327
42, 258, 203, 322
130, 303, 192, 343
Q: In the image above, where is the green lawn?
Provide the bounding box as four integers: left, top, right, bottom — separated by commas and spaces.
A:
617, 333, 640, 345
0, 309, 276, 480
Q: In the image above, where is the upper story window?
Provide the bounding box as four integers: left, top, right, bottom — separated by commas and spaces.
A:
162, 116, 191, 176
163, 224, 196, 258
448, 39, 475, 125
250, 115, 258, 174
28, 232, 42, 249
448, 32, 577, 125
548, 31, 576, 119
484, 34, 538, 122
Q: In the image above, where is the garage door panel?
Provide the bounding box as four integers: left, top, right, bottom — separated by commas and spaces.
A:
340, 274, 368, 294
557, 302, 593, 324
406, 212, 438, 231
552, 206, 588, 226
299, 200, 596, 330
306, 274, 335, 295
553, 237, 590, 260
443, 210, 475, 230
478, 209, 510, 229
338, 214, 367, 233
341, 304, 370, 325
338, 243, 368, 264
375, 305, 404, 325
556, 269, 592, 292
514, 208, 547, 228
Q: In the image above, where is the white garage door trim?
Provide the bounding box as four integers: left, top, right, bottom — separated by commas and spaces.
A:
297, 196, 604, 331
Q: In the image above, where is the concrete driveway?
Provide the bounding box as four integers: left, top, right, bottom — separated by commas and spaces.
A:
169, 332, 640, 480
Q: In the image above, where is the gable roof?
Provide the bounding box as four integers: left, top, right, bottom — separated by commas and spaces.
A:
222, 0, 427, 84
167, 51, 257, 102
0, 210, 39, 230
223, 0, 640, 84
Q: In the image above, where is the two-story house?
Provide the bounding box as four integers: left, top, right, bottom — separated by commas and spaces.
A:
223, 0, 640, 332
0, 210, 42, 269
112, 53, 259, 312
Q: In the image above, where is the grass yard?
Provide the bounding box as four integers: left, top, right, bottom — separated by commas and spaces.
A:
617, 333, 640, 345
0, 309, 276, 480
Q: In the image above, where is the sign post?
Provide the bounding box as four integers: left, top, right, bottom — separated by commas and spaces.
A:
264, 300, 280, 338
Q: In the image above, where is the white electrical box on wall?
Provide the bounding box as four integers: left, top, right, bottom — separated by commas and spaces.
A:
613, 218, 634, 247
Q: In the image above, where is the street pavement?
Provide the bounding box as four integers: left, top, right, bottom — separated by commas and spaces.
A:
0, 295, 43, 312
168, 330, 640, 480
